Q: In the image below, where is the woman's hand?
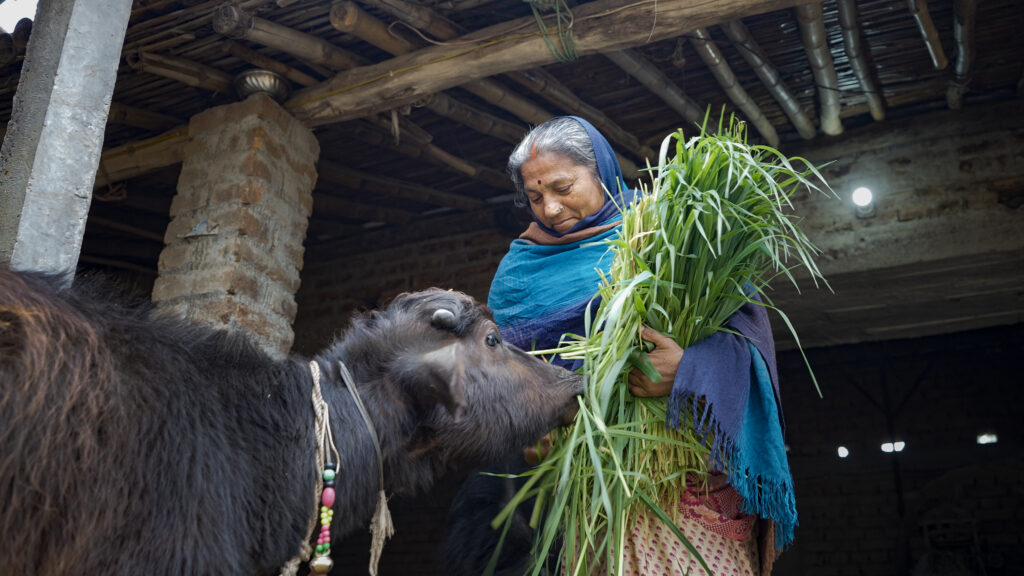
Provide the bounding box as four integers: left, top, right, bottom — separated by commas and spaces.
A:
628, 326, 683, 398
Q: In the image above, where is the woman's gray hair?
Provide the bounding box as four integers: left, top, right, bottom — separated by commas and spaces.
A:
507, 117, 599, 208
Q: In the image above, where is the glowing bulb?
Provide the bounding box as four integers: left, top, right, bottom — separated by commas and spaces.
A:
977, 433, 998, 445
852, 187, 873, 207
837, 446, 849, 458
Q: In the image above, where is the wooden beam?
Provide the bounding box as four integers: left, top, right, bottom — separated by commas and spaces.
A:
107, 102, 182, 132
330, 1, 526, 144
212, 5, 361, 71
946, 0, 977, 109
314, 193, 418, 225
605, 49, 704, 128
795, 3, 843, 135
720, 19, 817, 140
94, 125, 188, 189
689, 27, 779, 147
339, 0, 644, 176
907, 0, 948, 70
285, 0, 818, 127
223, 41, 320, 87
505, 68, 656, 162
129, 51, 233, 93
345, 121, 512, 192
836, 0, 885, 121
318, 160, 485, 212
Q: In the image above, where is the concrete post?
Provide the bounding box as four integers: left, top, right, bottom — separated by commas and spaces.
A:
0, 0, 133, 283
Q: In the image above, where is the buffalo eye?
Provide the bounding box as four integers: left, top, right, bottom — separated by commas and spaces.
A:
432, 308, 457, 330
485, 331, 501, 348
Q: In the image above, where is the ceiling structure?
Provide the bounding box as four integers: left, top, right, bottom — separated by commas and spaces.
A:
1, 0, 1021, 348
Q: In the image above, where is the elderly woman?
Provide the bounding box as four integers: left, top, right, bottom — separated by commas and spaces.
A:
446, 116, 795, 576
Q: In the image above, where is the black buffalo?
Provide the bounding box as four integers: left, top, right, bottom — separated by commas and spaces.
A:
0, 268, 582, 576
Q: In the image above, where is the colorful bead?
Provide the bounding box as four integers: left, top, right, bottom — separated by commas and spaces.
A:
321, 486, 335, 508
323, 469, 336, 481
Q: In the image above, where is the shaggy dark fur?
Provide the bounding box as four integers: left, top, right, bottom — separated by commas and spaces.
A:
0, 268, 582, 576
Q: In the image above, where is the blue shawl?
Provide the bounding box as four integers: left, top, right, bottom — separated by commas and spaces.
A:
487, 117, 797, 549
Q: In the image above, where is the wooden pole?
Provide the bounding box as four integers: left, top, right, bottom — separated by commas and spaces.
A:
689, 27, 779, 147
795, 3, 843, 135
212, 4, 362, 71
130, 51, 233, 93
836, 0, 885, 121
314, 193, 418, 225
719, 19, 817, 140
605, 49, 705, 128
907, 0, 948, 70
94, 126, 189, 189
946, 0, 977, 109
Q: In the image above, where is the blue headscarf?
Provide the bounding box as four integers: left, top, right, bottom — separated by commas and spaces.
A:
488, 116, 633, 367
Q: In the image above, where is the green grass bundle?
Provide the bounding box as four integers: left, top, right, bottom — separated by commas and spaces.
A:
490, 115, 834, 575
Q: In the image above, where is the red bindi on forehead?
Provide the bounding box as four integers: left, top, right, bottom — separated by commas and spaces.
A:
537, 179, 542, 185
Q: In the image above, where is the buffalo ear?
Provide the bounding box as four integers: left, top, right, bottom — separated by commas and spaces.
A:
415, 343, 467, 420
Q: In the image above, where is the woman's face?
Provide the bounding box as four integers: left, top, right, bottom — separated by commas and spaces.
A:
520, 151, 605, 234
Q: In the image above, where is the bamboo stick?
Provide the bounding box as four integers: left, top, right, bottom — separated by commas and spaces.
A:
836, 0, 885, 121
689, 27, 780, 147
719, 19, 817, 139
795, 3, 843, 135
907, 0, 948, 70
946, 0, 977, 109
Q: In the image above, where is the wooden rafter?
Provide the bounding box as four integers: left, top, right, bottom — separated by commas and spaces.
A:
212, 5, 361, 71
947, 0, 978, 109
504, 69, 656, 163
689, 27, 779, 146
128, 51, 233, 93
314, 193, 417, 226
836, 0, 885, 121
338, 0, 649, 175
795, 3, 843, 135
907, 0, 948, 70
223, 41, 319, 87
318, 161, 485, 212
605, 49, 705, 128
286, 0, 818, 129
345, 121, 512, 192
107, 102, 182, 132
94, 125, 188, 189
719, 19, 816, 140
330, 1, 525, 145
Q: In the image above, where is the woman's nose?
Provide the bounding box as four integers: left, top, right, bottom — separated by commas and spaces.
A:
544, 199, 563, 217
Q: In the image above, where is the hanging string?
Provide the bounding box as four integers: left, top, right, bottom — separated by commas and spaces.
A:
524, 0, 578, 63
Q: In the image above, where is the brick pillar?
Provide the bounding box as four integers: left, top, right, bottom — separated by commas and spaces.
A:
153, 93, 319, 358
